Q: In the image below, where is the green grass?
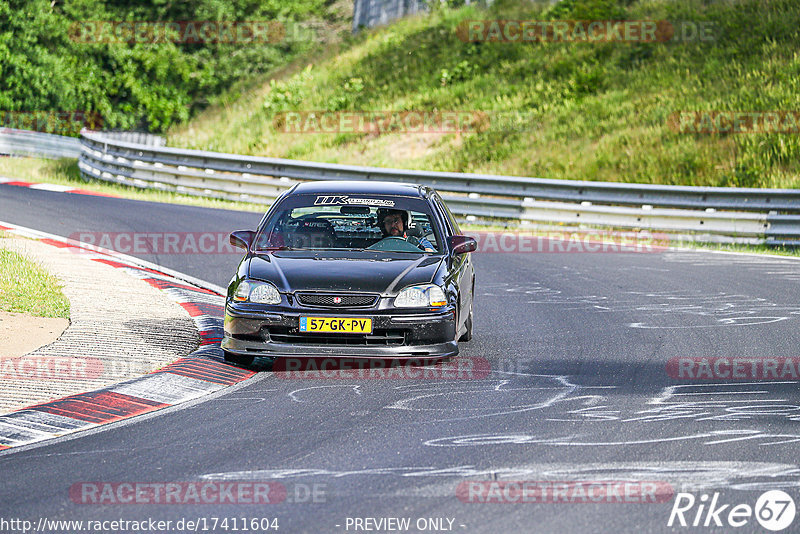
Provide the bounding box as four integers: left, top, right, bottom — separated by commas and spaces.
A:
676, 240, 800, 259
0, 156, 268, 213
0, 239, 70, 318
168, 0, 800, 189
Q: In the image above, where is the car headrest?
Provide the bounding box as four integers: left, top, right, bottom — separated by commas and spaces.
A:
289, 218, 337, 248
406, 217, 423, 237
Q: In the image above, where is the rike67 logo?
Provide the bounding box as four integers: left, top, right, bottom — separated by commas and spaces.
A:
668, 490, 796, 531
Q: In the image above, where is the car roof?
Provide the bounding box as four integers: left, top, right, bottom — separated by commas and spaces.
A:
289, 180, 430, 198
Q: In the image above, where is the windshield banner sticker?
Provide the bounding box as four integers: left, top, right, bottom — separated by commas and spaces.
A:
314, 195, 395, 207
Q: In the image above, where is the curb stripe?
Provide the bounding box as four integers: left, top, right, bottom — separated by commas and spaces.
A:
31, 392, 169, 424
28, 183, 74, 192
178, 302, 206, 317
71, 189, 119, 198
38, 238, 114, 257
187, 301, 225, 316
110, 373, 227, 404
0, 221, 255, 453
159, 360, 251, 386
1, 178, 121, 198
145, 278, 219, 295
0, 422, 57, 447
39, 238, 78, 249
0, 410, 93, 432
91, 258, 164, 276
0, 415, 95, 447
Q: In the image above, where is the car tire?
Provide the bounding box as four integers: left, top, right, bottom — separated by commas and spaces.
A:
223, 350, 255, 368
459, 301, 473, 342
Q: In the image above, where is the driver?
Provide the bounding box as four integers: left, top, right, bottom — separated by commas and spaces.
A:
378, 209, 435, 252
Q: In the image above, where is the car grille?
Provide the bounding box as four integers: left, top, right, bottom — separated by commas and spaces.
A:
296, 292, 378, 308
266, 327, 406, 346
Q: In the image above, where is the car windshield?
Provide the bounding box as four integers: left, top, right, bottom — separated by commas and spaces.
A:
254, 194, 442, 253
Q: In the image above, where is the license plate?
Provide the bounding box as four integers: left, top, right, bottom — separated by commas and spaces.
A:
299, 317, 373, 334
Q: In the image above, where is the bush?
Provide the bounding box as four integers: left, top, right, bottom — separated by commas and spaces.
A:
1, 0, 341, 132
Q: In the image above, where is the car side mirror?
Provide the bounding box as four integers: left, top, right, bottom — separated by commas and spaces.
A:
230, 230, 255, 250
448, 235, 477, 255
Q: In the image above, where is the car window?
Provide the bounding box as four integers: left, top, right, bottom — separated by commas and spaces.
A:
254, 196, 442, 253
433, 194, 461, 235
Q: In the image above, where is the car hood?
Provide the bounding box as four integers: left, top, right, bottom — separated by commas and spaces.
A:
247, 251, 444, 294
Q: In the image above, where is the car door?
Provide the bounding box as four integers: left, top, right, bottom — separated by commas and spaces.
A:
432, 193, 474, 333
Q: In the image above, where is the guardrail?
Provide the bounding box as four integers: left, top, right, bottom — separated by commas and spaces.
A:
4, 127, 794, 244
72, 129, 798, 245
96, 131, 166, 147
0, 128, 82, 159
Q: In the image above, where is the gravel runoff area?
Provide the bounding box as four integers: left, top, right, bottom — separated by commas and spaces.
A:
0, 236, 199, 414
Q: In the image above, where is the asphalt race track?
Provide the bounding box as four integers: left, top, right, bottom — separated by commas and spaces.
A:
2, 184, 800, 533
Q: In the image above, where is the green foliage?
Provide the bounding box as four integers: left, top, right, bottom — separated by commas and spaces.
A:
542, 0, 627, 20
0, 0, 342, 132
326, 77, 365, 111
440, 60, 478, 86
263, 65, 314, 112
170, 0, 800, 188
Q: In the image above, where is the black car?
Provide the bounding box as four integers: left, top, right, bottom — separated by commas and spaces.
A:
221, 180, 476, 366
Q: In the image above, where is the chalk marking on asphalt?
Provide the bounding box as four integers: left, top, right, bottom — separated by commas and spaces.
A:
288, 385, 363, 403
422, 429, 800, 447
198, 461, 800, 492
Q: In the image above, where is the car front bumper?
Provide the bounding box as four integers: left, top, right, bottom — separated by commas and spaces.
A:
222, 305, 458, 360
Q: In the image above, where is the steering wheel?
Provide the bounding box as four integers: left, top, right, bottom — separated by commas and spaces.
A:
366, 236, 425, 252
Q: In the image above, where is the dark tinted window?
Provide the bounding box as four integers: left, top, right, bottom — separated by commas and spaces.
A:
254, 195, 443, 253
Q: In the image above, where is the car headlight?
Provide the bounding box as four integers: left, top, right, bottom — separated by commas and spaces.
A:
394, 284, 447, 308
233, 280, 281, 304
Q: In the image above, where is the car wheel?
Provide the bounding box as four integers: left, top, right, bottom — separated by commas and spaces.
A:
223, 350, 255, 368
459, 300, 473, 342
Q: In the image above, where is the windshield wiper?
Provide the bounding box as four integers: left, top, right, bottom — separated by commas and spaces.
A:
256, 246, 296, 252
